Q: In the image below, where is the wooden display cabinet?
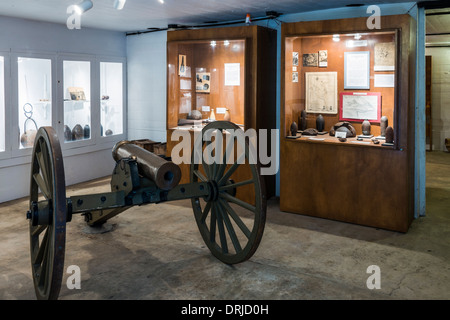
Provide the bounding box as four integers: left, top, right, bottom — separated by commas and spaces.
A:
280, 15, 416, 232
166, 25, 277, 199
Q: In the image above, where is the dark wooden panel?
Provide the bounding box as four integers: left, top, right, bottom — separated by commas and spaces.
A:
280, 140, 411, 232
426, 55, 432, 151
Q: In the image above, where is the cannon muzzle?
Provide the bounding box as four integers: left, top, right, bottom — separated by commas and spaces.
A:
112, 141, 181, 190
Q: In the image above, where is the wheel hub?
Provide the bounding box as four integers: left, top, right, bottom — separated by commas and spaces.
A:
206, 180, 220, 202
27, 201, 52, 226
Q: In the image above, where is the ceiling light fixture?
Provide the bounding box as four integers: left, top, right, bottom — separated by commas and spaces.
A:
210, 41, 217, 47
158, 0, 164, 4
224, 40, 230, 46
113, 0, 126, 10
332, 34, 340, 42
354, 33, 362, 40
74, 0, 93, 15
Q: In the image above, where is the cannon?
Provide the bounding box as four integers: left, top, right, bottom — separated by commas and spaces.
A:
26, 121, 266, 300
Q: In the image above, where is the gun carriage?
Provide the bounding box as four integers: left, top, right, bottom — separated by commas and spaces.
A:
26, 121, 266, 300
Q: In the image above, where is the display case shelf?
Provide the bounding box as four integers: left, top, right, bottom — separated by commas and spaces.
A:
280, 15, 416, 232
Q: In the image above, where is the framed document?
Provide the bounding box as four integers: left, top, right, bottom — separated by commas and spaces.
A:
224, 63, 240, 86
303, 53, 318, 67
374, 42, 396, 71
178, 55, 186, 76
196, 72, 211, 93
293, 52, 299, 66
318, 50, 328, 68
344, 51, 370, 90
305, 72, 338, 114
340, 92, 381, 122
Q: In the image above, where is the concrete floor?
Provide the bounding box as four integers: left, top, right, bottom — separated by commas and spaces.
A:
0, 152, 449, 300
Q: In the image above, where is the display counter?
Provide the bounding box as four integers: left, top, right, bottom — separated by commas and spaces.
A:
280, 15, 416, 232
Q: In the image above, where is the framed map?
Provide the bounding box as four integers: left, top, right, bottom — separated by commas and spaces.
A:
305, 72, 338, 114
340, 92, 381, 122
374, 42, 396, 71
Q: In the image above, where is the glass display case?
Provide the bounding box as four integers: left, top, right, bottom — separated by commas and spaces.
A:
280, 15, 416, 232
167, 39, 246, 131
0, 52, 126, 171
284, 30, 398, 147
63, 60, 91, 143
17, 57, 52, 149
166, 25, 277, 199
100, 61, 123, 137
0, 56, 4, 153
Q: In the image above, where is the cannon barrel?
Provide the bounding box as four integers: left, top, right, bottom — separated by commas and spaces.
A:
112, 141, 181, 190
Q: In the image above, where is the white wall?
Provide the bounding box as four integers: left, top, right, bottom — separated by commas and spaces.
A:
126, 31, 167, 143
0, 16, 126, 203
425, 47, 450, 152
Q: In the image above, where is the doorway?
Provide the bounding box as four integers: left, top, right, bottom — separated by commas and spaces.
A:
425, 7, 450, 152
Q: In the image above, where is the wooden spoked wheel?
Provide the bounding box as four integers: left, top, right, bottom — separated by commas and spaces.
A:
190, 121, 266, 265
28, 127, 67, 300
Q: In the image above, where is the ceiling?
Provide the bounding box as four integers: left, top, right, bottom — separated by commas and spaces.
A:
0, 0, 444, 33
426, 8, 450, 45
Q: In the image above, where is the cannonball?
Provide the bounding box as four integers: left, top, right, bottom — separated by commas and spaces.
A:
72, 124, 84, 140
64, 125, 72, 142
20, 130, 37, 148
187, 109, 202, 120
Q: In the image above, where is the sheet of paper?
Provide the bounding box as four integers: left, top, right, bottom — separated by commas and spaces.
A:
224, 63, 240, 86
345, 52, 370, 89
374, 74, 395, 88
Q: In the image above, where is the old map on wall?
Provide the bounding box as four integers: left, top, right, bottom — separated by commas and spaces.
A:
374, 42, 396, 71
340, 92, 381, 122
305, 72, 338, 114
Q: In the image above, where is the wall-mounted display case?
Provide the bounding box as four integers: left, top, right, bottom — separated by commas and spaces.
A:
63, 59, 91, 143
280, 15, 416, 232
166, 25, 277, 198
0, 52, 126, 167
100, 61, 124, 137
0, 56, 5, 153
18, 57, 52, 149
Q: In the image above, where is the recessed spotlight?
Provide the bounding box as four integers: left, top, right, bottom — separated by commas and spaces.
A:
354, 33, 362, 40
345, 3, 365, 7
210, 41, 217, 47
158, 0, 164, 4
74, 0, 93, 15
333, 34, 340, 42
224, 40, 230, 46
